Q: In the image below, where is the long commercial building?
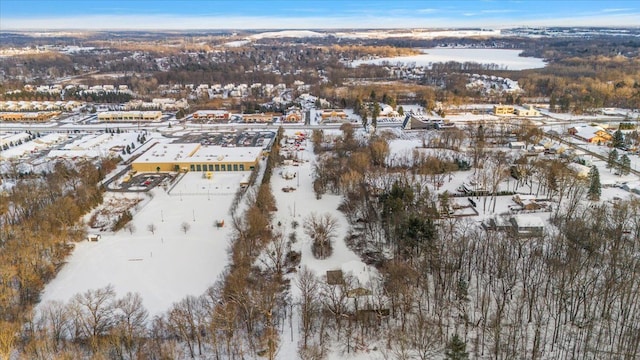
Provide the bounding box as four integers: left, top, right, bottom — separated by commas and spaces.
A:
97, 111, 162, 122
132, 143, 263, 172
0, 112, 61, 122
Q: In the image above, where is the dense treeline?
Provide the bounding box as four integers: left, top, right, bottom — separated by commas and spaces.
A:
304, 128, 640, 359
0, 158, 117, 357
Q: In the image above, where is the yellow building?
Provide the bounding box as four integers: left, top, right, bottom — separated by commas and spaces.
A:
568, 125, 612, 143
98, 111, 162, 122
283, 112, 302, 123
321, 109, 348, 121
132, 143, 262, 173
493, 105, 515, 115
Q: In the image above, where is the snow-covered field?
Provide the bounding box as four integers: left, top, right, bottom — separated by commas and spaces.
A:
38, 172, 246, 316
350, 48, 547, 70
248, 30, 326, 40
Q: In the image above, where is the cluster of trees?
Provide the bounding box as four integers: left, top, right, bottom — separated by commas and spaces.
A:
518, 56, 640, 112
306, 127, 640, 359
0, 158, 118, 357
0, 131, 42, 151
607, 149, 632, 176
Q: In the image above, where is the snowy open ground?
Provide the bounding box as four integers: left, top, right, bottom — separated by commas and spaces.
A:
25, 123, 640, 358
272, 133, 385, 359
39, 171, 247, 316
350, 48, 547, 70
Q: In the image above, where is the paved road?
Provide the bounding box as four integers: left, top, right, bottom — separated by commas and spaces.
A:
0, 120, 405, 133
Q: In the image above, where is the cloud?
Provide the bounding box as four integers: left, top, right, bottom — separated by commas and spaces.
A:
480, 9, 517, 14
601, 8, 633, 13
417, 8, 439, 14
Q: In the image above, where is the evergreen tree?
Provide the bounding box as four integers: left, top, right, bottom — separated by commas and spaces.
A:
619, 154, 631, 176
445, 334, 469, 360
371, 102, 380, 130
612, 129, 625, 148
354, 97, 362, 115
607, 149, 619, 171
360, 108, 369, 129
588, 166, 601, 201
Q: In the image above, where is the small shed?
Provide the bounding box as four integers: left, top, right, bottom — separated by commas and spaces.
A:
508, 141, 526, 150
87, 234, 101, 242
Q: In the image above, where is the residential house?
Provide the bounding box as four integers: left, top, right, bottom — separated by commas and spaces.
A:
568, 125, 612, 144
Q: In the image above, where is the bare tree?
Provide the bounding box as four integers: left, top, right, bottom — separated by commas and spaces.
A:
0, 320, 20, 360
35, 300, 70, 351
263, 229, 289, 276
124, 222, 136, 234
69, 285, 116, 349
147, 223, 157, 235
297, 267, 320, 350
181, 221, 191, 234
304, 213, 339, 259
167, 295, 204, 358
113, 292, 149, 360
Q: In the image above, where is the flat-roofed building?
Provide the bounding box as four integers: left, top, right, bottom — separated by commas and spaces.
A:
131, 143, 263, 173
493, 105, 515, 115
242, 113, 278, 123
192, 110, 230, 121
401, 113, 446, 130
514, 105, 540, 117
0, 111, 60, 122
97, 111, 162, 122
320, 109, 348, 122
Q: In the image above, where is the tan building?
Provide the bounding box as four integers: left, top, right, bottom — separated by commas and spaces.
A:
320, 109, 348, 122
241, 113, 279, 123
283, 112, 302, 123
97, 111, 162, 122
493, 105, 515, 115
132, 143, 262, 173
0, 112, 60, 122
192, 110, 230, 121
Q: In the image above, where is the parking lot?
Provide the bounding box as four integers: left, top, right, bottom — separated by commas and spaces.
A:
119, 172, 175, 192
174, 130, 275, 148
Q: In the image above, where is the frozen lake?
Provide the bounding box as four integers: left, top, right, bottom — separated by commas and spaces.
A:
350, 48, 547, 70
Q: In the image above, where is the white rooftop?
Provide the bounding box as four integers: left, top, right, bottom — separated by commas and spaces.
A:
134, 143, 263, 164
513, 214, 545, 228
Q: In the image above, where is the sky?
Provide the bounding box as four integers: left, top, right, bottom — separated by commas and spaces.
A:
1, 0, 639, 30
